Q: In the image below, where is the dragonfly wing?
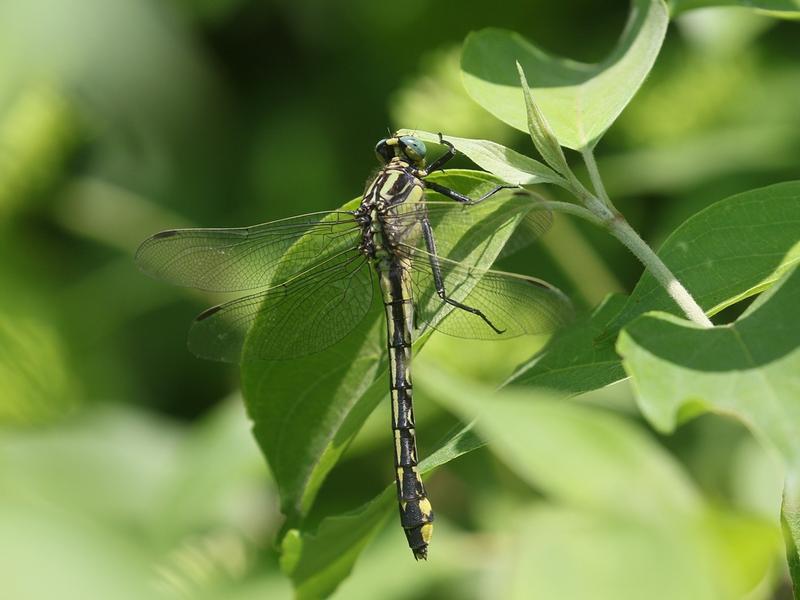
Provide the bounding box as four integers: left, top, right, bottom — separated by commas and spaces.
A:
406, 248, 573, 340
188, 251, 374, 362
383, 190, 552, 264
135, 211, 361, 292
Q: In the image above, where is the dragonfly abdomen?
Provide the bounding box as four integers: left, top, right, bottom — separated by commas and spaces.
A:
378, 257, 434, 560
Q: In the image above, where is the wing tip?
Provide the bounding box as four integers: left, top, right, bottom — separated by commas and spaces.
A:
134, 230, 178, 267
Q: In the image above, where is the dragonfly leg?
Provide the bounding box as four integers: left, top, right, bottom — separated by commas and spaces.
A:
424, 180, 519, 205
420, 218, 505, 334
423, 133, 456, 174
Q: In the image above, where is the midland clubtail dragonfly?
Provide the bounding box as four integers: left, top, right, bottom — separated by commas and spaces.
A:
135, 134, 572, 560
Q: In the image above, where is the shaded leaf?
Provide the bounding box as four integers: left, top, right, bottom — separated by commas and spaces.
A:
509, 294, 627, 395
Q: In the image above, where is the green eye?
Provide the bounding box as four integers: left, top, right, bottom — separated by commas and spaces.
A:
398, 136, 426, 161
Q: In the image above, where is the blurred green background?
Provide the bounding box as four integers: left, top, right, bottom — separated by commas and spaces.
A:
1, 0, 798, 598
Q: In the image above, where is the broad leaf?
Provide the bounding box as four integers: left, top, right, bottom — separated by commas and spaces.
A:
610, 180, 800, 330
280, 426, 483, 600
240, 171, 545, 522
510, 181, 800, 396
461, 0, 669, 150
617, 265, 800, 595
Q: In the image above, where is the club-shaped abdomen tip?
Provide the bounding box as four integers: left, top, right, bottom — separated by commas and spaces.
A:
408, 521, 433, 561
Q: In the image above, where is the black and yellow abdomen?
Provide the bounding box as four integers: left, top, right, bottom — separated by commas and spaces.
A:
364, 159, 434, 560
379, 256, 434, 560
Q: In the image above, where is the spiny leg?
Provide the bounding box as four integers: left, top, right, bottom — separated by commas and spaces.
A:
423, 133, 457, 174
420, 217, 505, 334
424, 180, 519, 205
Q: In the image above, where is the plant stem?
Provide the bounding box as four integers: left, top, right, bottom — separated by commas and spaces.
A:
607, 218, 713, 327
581, 148, 614, 208
575, 148, 714, 328
535, 200, 607, 228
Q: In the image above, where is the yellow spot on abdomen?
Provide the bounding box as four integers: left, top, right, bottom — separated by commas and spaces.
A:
418, 497, 433, 517
421, 523, 433, 543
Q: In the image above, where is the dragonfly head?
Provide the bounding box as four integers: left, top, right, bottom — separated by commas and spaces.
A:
375, 135, 427, 167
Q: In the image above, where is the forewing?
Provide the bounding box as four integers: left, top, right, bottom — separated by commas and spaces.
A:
135, 211, 361, 292
383, 190, 552, 264
407, 248, 572, 340
188, 250, 374, 362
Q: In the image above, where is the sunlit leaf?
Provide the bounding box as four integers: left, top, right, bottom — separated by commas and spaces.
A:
398, 129, 565, 186
516, 62, 572, 177
461, 0, 669, 150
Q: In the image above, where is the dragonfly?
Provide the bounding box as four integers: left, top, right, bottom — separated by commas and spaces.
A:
135, 133, 572, 560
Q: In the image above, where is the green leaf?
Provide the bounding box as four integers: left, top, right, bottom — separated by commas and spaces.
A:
511, 181, 800, 397
516, 62, 572, 177
280, 426, 483, 600
398, 129, 565, 186
460, 0, 669, 150
617, 265, 800, 595
417, 364, 701, 519
509, 294, 627, 395
671, 0, 800, 17
611, 180, 800, 331
241, 171, 543, 523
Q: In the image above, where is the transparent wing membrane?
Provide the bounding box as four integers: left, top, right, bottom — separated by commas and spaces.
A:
383, 194, 552, 264
135, 211, 361, 292
140, 190, 567, 363
188, 250, 373, 362
404, 247, 573, 340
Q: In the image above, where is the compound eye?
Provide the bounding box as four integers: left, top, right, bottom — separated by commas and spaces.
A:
375, 138, 394, 163
398, 136, 426, 161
